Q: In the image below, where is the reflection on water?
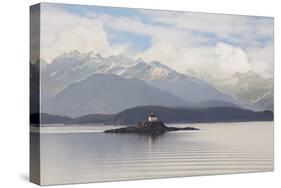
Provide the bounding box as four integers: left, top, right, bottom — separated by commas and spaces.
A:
31, 122, 273, 185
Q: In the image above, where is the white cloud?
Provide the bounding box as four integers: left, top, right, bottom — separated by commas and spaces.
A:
137, 42, 271, 79
214, 43, 251, 77
247, 44, 274, 78
95, 14, 205, 48
40, 4, 127, 62
139, 9, 273, 46
40, 4, 273, 79
92, 10, 273, 78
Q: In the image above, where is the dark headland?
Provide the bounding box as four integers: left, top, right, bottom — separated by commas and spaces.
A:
104, 112, 199, 134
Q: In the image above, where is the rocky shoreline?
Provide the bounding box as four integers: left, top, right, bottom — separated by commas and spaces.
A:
104, 121, 199, 134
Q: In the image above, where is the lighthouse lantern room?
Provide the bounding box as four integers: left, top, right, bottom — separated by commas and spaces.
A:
148, 112, 158, 122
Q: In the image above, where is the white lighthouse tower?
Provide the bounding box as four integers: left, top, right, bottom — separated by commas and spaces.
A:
148, 112, 158, 122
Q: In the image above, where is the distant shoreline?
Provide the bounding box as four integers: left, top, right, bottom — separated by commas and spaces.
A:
30, 106, 273, 126
30, 120, 274, 128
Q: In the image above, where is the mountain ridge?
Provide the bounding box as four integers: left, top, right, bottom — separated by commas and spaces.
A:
42, 74, 191, 117
184, 69, 273, 111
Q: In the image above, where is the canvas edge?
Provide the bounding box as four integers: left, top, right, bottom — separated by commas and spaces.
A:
30, 3, 41, 186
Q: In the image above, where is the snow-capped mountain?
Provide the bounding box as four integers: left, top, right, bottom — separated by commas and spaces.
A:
121, 58, 185, 80
43, 51, 183, 82
41, 51, 185, 101
214, 71, 273, 104
210, 71, 273, 111
41, 51, 136, 101
40, 51, 241, 108
184, 69, 274, 110
184, 69, 216, 84
253, 88, 274, 111
44, 50, 136, 80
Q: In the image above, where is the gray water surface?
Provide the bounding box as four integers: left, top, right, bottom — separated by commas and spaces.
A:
31, 122, 273, 185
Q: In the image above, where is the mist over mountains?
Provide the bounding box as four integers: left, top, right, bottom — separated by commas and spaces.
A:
184, 69, 274, 111
34, 50, 273, 117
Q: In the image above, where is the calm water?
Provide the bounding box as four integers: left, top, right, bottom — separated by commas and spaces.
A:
31, 122, 273, 185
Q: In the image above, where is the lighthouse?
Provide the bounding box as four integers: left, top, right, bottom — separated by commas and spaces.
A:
148, 112, 158, 122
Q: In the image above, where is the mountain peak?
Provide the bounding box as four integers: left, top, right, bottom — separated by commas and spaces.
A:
136, 57, 145, 63
245, 71, 260, 77
232, 72, 242, 78
88, 51, 102, 59
66, 50, 81, 56
149, 60, 173, 70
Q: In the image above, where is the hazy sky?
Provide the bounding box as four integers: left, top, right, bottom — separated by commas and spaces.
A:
40, 3, 274, 79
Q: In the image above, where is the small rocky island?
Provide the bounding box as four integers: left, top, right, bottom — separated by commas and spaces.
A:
104, 112, 199, 134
